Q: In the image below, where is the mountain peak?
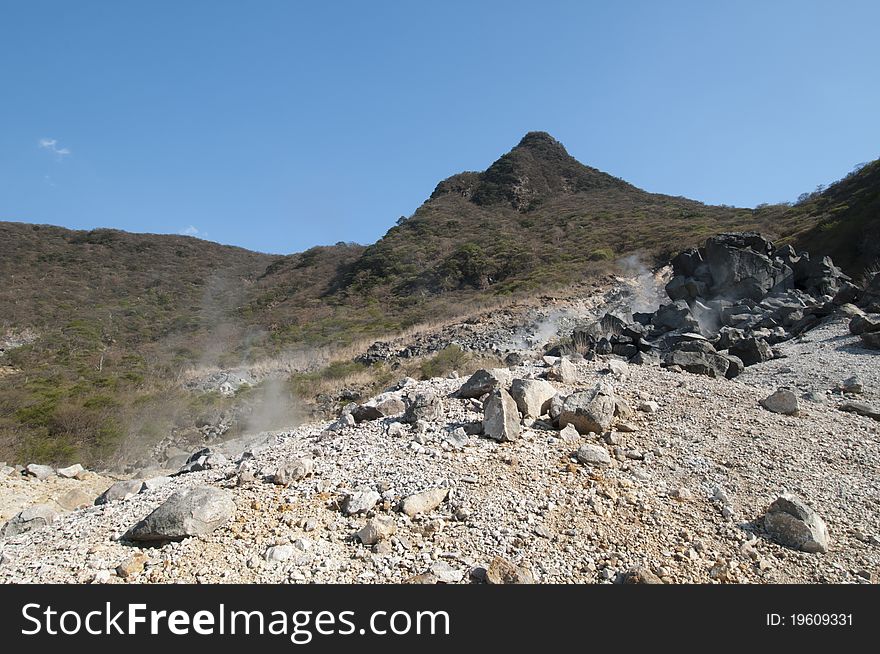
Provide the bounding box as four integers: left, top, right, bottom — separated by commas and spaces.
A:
430, 131, 633, 210
514, 131, 569, 154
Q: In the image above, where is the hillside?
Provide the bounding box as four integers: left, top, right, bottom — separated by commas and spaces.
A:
1, 132, 876, 467
787, 158, 880, 275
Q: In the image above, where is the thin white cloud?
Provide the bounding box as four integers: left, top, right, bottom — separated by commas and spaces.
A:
38, 137, 71, 159
182, 225, 201, 236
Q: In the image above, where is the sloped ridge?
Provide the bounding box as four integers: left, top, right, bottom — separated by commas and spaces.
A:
431, 131, 634, 210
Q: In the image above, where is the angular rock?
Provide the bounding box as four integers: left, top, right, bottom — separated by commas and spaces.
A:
273, 457, 314, 486
56, 488, 94, 511
430, 560, 464, 584
839, 402, 880, 421
357, 517, 396, 545
576, 443, 612, 466
116, 552, 148, 578
558, 383, 615, 435
343, 490, 381, 515
849, 313, 880, 335
125, 486, 235, 542
482, 389, 522, 442
456, 368, 512, 399
485, 556, 535, 584
509, 378, 557, 418
622, 566, 663, 584
1, 503, 57, 537
141, 476, 173, 492
96, 479, 144, 504
652, 301, 698, 332
764, 494, 829, 553
401, 390, 445, 423
558, 424, 580, 442
723, 354, 745, 379
729, 337, 773, 366
760, 388, 799, 415
546, 357, 578, 383
265, 545, 296, 562
56, 464, 84, 479
401, 487, 448, 517
25, 464, 55, 480
662, 350, 729, 378
861, 331, 880, 349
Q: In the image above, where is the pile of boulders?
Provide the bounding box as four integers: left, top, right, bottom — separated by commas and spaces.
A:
847, 271, 880, 350
552, 233, 863, 378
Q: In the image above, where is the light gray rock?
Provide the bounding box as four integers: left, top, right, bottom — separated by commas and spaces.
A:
343, 490, 381, 515
401, 390, 445, 423
1, 503, 58, 537
141, 476, 173, 492
483, 389, 522, 442
96, 479, 144, 504
56, 464, 84, 479
558, 383, 616, 435
559, 424, 580, 442
546, 357, 578, 383
764, 494, 829, 553
274, 457, 314, 486
25, 464, 55, 480
401, 487, 448, 517
357, 517, 396, 545
838, 375, 863, 394
265, 545, 296, 562
430, 560, 464, 583
456, 368, 513, 398
509, 378, 557, 418
125, 486, 235, 542
576, 443, 612, 466
638, 400, 659, 413
760, 388, 799, 415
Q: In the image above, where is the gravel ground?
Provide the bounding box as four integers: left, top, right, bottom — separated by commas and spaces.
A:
1, 306, 878, 585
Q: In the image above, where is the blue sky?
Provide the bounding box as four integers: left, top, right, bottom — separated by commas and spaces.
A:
1, 1, 878, 254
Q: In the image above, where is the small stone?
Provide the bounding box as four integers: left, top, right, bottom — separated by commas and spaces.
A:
764, 494, 829, 553
265, 545, 296, 562
576, 443, 612, 466
342, 490, 381, 515
56, 488, 94, 511
622, 566, 663, 584
116, 552, 148, 578
430, 560, 464, 584
401, 487, 448, 517
96, 479, 144, 504
638, 401, 659, 413
1, 503, 58, 537
56, 464, 84, 479
141, 476, 172, 492
559, 424, 579, 442
274, 457, 314, 486
485, 556, 535, 584
25, 464, 55, 480
760, 388, 799, 415
357, 517, 396, 545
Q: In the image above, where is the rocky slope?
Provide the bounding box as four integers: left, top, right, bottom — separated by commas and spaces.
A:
1, 237, 877, 584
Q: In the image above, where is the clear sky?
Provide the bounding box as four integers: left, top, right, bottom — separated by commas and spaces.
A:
1, 1, 878, 254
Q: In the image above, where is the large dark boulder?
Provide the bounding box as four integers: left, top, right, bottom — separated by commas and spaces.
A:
703, 233, 793, 301
662, 350, 730, 378
729, 337, 773, 366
